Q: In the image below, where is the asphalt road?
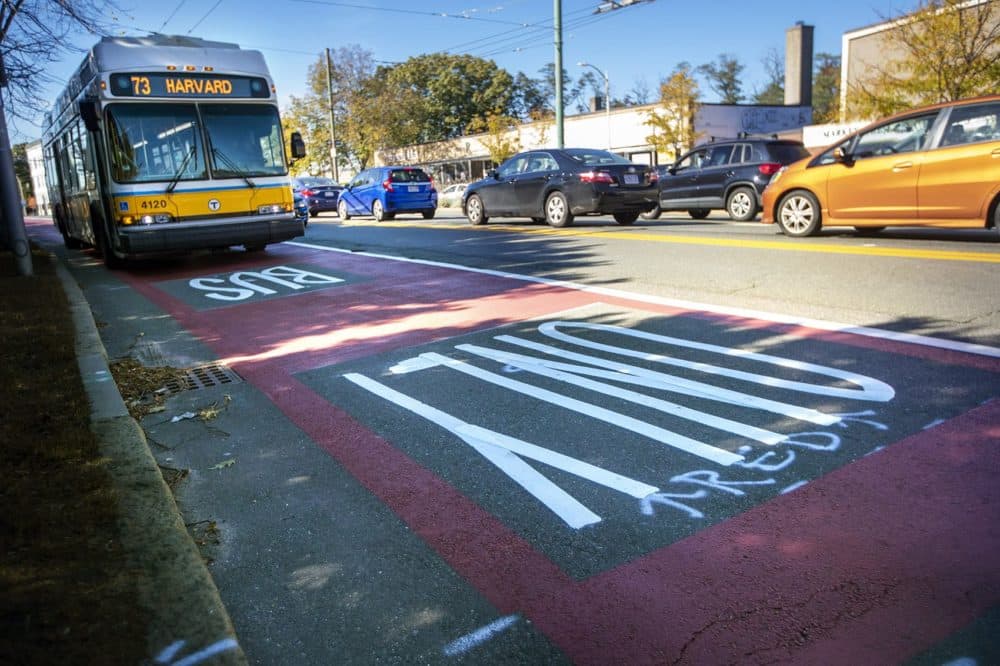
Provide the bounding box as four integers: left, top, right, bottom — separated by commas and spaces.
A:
30, 212, 1000, 664
307, 208, 1000, 348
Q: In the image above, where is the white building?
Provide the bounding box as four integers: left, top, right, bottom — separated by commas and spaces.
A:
377, 102, 813, 185
25, 140, 50, 216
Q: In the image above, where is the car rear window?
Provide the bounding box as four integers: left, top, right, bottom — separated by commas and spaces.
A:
565, 149, 631, 165
300, 177, 336, 186
388, 168, 430, 182
766, 143, 810, 163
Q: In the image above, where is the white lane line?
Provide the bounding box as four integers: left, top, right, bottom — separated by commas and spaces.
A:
287, 241, 1000, 359
443, 615, 520, 657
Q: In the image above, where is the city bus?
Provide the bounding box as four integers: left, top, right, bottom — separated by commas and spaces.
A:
42, 34, 306, 267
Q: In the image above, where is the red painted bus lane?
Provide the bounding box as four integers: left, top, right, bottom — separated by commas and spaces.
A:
108, 241, 999, 663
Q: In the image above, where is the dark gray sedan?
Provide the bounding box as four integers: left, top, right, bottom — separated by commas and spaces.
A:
462, 148, 658, 227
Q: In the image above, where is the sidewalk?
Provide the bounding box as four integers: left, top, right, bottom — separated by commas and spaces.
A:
1, 230, 245, 665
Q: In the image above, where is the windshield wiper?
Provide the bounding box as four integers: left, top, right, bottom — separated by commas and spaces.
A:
210, 145, 256, 189
166, 146, 196, 193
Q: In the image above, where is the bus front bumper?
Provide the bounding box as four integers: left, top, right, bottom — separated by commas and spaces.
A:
117, 213, 303, 254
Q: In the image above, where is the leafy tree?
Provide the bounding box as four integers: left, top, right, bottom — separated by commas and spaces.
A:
698, 54, 745, 104
386, 53, 514, 142
812, 52, 841, 123
511, 72, 549, 121
1, 0, 122, 127
625, 78, 652, 106
848, 0, 1000, 119
284, 44, 376, 177
537, 63, 591, 115
753, 49, 784, 105
644, 63, 701, 161
470, 113, 522, 165
12, 143, 32, 196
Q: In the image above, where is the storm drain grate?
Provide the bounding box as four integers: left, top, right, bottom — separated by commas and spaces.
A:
162, 363, 243, 395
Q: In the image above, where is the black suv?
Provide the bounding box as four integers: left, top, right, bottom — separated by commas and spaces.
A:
644, 136, 810, 221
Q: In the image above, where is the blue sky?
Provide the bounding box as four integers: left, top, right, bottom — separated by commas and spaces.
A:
17, 0, 915, 142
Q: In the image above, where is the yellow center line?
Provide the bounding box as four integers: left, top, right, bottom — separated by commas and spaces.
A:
336, 220, 1000, 263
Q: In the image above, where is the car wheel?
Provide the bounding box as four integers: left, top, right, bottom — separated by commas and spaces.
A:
614, 211, 639, 225
545, 191, 573, 227
640, 204, 661, 220
309, 210, 318, 218
338, 199, 350, 220
688, 209, 710, 219
466, 195, 488, 225
726, 187, 757, 221
372, 200, 387, 221
777, 190, 822, 237
422, 209, 435, 219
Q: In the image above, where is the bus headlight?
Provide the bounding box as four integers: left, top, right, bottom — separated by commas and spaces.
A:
258, 204, 284, 215
139, 214, 173, 225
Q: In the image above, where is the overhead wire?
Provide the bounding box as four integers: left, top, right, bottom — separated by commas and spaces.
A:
287, 0, 531, 27
157, 0, 188, 32
187, 0, 224, 35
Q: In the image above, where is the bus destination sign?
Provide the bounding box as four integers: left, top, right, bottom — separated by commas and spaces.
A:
109, 73, 270, 99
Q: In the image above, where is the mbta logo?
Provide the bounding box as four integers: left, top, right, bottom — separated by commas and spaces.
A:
208, 198, 221, 211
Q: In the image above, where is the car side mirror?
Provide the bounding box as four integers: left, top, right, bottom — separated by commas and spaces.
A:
289, 132, 307, 161
833, 146, 853, 165
667, 165, 678, 175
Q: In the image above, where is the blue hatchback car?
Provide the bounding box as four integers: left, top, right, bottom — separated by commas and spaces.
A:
337, 166, 437, 221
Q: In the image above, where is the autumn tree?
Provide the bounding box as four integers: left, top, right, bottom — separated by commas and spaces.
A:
644, 63, 701, 161
812, 53, 841, 123
847, 0, 1000, 119
283, 44, 376, 177
471, 113, 522, 165
753, 49, 784, 105
698, 54, 745, 104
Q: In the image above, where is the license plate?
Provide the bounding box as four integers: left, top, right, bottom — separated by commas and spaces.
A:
624, 174, 639, 185
324, 192, 334, 197
408, 185, 419, 192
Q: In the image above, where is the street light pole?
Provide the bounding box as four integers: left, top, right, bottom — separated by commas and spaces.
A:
578, 62, 610, 150
325, 48, 340, 183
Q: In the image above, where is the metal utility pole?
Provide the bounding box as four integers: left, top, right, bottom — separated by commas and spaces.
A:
553, 0, 564, 148
0, 54, 32, 276
325, 48, 340, 183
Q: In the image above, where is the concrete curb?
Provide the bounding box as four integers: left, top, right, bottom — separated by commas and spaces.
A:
55, 260, 247, 665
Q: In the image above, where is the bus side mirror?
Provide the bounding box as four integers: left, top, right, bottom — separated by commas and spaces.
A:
79, 101, 100, 132
290, 132, 306, 160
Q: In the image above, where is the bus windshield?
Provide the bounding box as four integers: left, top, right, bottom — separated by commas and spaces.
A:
201, 104, 286, 178
106, 102, 286, 183
107, 103, 206, 183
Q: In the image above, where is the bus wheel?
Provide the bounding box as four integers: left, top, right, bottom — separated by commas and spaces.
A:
245, 243, 267, 252
58, 219, 82, 249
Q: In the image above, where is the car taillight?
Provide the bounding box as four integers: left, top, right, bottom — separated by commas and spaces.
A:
579, 170, 614, 184
758, 162, 782, 176
648, 170, 658, 184
382, 179, 394, 192
428, 176, 436, 192
300, 189, 315, 197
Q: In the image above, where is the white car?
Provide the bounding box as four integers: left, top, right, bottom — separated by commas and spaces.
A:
439, 183, 467, 208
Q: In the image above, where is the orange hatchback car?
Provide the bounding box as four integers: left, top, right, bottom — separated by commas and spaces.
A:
762, 95, 1000, 237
